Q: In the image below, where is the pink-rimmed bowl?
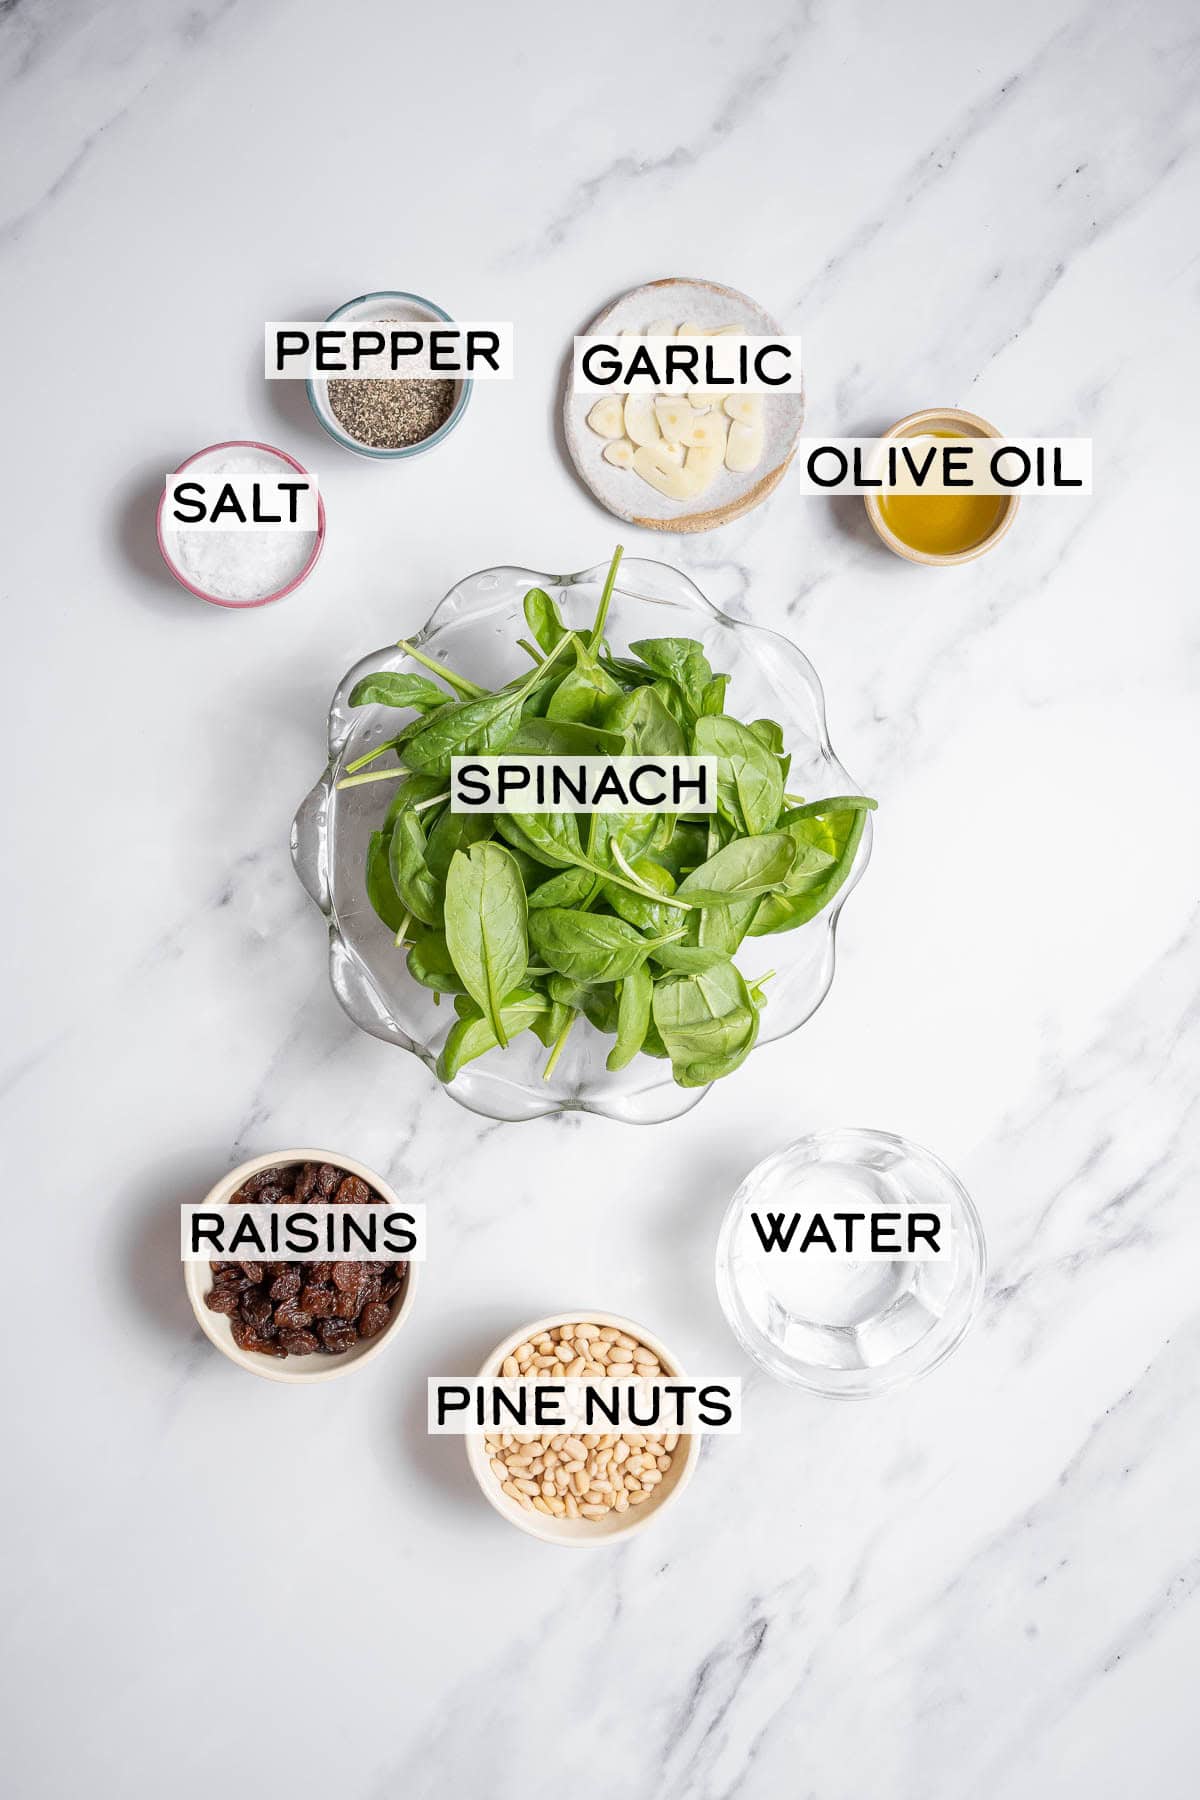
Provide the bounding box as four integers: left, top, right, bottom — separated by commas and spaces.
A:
156, 439, 326, 608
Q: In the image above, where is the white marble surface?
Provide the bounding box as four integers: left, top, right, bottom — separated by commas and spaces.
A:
3, 2, 1197, 1794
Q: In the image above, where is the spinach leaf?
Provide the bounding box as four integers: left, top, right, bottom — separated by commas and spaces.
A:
443, 843, 529, 1045
405, 926, 465, 994
504, 716, 627, 757
401, 636, 570, 781
581, 984, 621, 1034
602, 685, 687, 755
388, 810, 442, 927
527, 866, 598, 911
436, 988, 549, 1082
699, 674, 729, 716
676, 830, 798, 907
365, 829, 408, 934
604, 858, 679, 935
606, 965, 652, 1071
349, 671, 449, 712
531, 989, 574, 1049
628, 637, 714, 712
693, 714, 785, 836
545, 645, 622, 726
497, 811, 585, 870
749, 806, 868, 936
424, 809, 494, 885
523, 587, 569, 654
529, 909, 678, 984
651, 957, 760, 1087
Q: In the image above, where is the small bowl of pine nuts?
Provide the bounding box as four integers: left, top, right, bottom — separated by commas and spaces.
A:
466, 1312, 701, 1545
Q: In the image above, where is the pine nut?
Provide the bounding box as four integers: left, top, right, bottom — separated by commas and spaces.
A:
484, 1321, 679, 1531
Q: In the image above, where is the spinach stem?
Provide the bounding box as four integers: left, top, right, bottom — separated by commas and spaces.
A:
517, 636, 544, 664
396, 639, 486, 700
336, 766, 407, 790
394, 911, 411, 948
609, 842, 692, 910
344, 737, 402, 775
587, 544, 624, 655
542, 1014, 574, 1081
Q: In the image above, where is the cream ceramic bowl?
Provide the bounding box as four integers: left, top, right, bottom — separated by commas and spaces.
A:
864, 406, 1019, 565
183, 1148, 419, 1383
465, 1311, 701, 1546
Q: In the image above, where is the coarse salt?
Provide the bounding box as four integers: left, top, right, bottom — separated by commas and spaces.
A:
160, 444, 320, 604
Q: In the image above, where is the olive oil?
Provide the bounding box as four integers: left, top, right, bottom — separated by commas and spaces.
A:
877, 430, 1007, 558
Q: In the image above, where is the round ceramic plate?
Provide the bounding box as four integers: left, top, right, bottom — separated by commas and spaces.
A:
563, 276, 804, 534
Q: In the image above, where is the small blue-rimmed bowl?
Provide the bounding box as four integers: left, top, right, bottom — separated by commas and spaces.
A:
306, 290, 472, 460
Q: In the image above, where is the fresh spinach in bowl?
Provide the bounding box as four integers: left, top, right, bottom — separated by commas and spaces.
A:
338, 547, 875, 1089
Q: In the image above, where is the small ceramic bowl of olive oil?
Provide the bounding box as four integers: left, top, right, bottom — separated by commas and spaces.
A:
865, 407, 1018, 566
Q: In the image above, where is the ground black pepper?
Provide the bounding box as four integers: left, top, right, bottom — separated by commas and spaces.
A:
328, 375, 456, 449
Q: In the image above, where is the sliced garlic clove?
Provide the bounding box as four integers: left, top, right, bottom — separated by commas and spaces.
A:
676, 321, 709, 338
632, 443, 702, 501
689, 391, 718, 409
686, 409, 729, 453
684, 441, 725, 496
654, 397, 693, 444
657, 439, 685, 465
723, 393, 762, 425
623, 393, 661, 447
725, 420, 764, 473
587, 398, 626, 439
645, 316, 676, 338
602, 437, 635, 469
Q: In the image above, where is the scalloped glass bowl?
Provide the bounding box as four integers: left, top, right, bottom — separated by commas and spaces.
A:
291, 559, 872, 1123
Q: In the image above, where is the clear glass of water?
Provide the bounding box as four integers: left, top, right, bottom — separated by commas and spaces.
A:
715, 1129, 986, 1398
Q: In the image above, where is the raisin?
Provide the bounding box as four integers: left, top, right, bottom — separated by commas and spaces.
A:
273, 1298, 314, 1330
335, 1286, 365, 1320
380, 1268, 407, 1302
294, 1162, 319, 1203
231, 1318, 285, 1354
240, 1292, 273, 1328
334, 1174, 371, 1206
315, 1164, 341, 1197
333, 1261, 363, 1293
238, 1261, 265, 1283
241, 1167, 282, 1196
300, 1285, 336, 1318
309, 1262, 336, 1284
357, 1302, 391, 1339
278, 1329, 320, 1355
318, 1319, 355, 1353
255, 1185, 286, 1208
205, 1285, 242, 1316
269, 1267, 301, 1303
